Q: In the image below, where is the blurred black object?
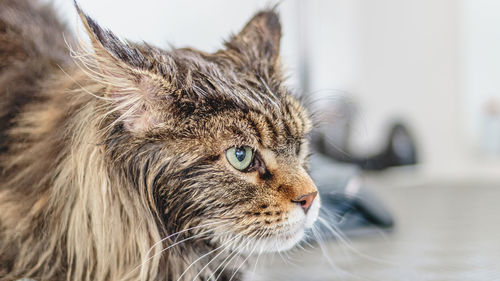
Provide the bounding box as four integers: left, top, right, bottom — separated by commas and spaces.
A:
318, 178, 395, 236
317, 122, 418, 170
309, 154, 395, 239
311, 96, 418, 170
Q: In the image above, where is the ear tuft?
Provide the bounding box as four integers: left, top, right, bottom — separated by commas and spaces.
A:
74, 1, 146, 68
225, 9, 282, 73
250, 11, 281, 49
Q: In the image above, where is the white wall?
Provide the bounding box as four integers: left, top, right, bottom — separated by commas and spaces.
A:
459, 0, 500, 158
351, 0, 465, 174
303, 0, 500, 177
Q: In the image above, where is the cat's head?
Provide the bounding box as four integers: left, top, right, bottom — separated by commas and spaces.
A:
75, 5, 320, 253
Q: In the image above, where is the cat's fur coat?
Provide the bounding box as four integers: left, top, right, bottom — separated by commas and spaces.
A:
0, 0, 319, 280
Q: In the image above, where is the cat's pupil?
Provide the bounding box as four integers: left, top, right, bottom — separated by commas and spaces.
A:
235, 148, 246, 162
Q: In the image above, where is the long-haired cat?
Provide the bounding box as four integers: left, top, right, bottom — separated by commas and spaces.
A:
0, 0, 320, 280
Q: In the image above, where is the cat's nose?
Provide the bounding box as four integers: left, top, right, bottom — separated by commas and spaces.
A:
291, 191, 317, 214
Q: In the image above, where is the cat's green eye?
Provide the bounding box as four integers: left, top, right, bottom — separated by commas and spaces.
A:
226, 146, 253, 171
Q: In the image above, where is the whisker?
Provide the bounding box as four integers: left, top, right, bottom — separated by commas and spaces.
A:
317, 216, 398, 266
228, 241, 258, 281
314, 216, 392, 281
190, 235, 237, 281
211, 248, 240, 281
124, 223, 225, 280
207, 242, 241, 281
213, 235, 254, 281
147, 222, 223, 258
175, 234, 240, 281
311, 223, 357, 280
248, 236, 264, 281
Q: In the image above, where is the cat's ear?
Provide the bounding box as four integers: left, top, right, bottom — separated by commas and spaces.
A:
225, 10, 282, 72
74, 2, 166, 133
74, 2, 150, 70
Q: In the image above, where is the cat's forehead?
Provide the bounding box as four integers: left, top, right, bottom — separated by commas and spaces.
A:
167, 48, 261, 89
147, 48, 311, 149
160, 94, 311, 158
153, 48, 279, 111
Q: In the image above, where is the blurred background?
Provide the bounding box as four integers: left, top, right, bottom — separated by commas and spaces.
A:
47, 0, 500, 280
50, 0, 500, 179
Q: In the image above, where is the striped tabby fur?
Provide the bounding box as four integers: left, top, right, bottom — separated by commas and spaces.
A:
0, 0, 320, 280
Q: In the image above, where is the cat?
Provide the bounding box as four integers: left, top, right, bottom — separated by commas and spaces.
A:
0, 0, 320, 280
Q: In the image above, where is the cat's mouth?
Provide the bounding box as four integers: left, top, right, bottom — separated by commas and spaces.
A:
263, 197, 320, 252
228, 196, 321, 254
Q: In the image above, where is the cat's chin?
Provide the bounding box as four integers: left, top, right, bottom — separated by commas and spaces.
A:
259, 226, 306, 253
231, 226, 306, 255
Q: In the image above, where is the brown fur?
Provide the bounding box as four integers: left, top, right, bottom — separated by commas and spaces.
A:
0, 1, 318, 280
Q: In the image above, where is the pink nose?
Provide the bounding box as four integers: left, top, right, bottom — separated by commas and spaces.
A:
291, 192, 318, 214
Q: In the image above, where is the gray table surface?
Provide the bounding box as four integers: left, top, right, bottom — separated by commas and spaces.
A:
246, 172, 500, 281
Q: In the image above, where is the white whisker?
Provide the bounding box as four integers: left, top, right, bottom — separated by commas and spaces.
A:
248, 236, 264, 281
175, 234, 240, 281
124, 223, 224, 281
228, 241, 258, 281
213, 235, 254, 281
190, 234, 237, 281
317, 216, 398, 266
